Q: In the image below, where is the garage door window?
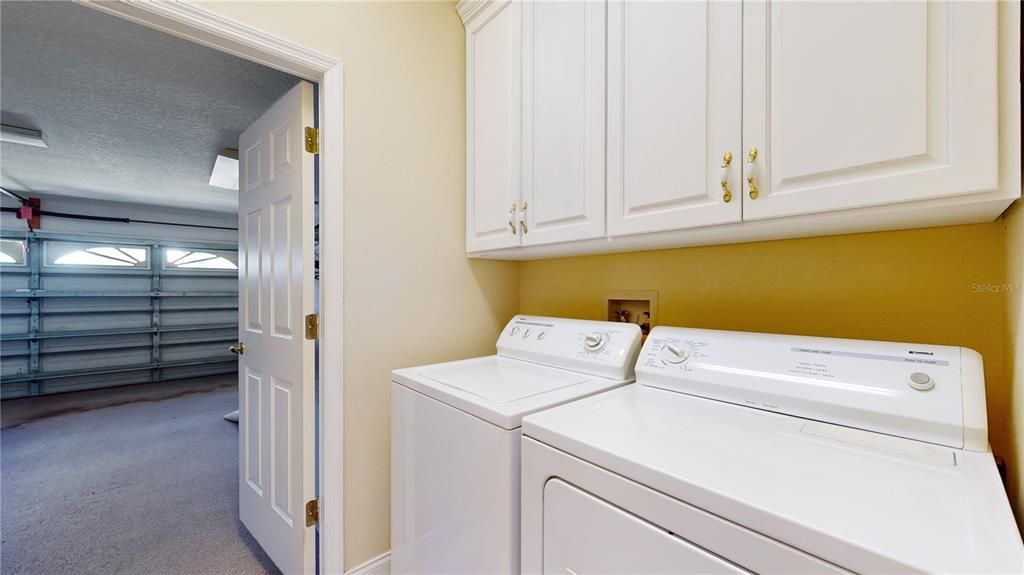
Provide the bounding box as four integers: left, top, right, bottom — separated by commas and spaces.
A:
45, 241, 149, 268
0, 239, 27, 266
164, 248, 237, 270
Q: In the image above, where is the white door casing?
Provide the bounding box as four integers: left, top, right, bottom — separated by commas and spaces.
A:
466, 0, 522, 253
607, 0, 742, 237
742, 1, 999, 220
238, 81, 316, 575
521, 0, 606, 246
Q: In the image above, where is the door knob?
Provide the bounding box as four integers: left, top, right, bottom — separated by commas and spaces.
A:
229, 342, 246, 355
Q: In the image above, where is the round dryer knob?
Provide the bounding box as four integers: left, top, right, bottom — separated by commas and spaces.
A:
908, 372, 934, 391
584, 332, 607, 352
661, 343, 690, 364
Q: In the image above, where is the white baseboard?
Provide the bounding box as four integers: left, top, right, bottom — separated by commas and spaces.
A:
345, 552, 390, 575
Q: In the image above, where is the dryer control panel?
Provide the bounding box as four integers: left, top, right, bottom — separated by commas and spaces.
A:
497, 316, 643, 381
637, 327, 987, 451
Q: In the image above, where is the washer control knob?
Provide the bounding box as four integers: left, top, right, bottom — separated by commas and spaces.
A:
908, 372, 934, 391
537, 331, 547, 340
509, 326, 520, 336
584, 332, 607, 352
523, 328, 532, 338
661, 343, 690, 364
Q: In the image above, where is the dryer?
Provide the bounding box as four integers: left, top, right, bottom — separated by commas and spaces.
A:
391, 315, 642, 574
521, 326, 1023, 573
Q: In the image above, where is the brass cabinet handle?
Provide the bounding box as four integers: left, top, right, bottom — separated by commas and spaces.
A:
746, 147, 759, 200
508, 203, 517, 234
519, 201, 528, 234
721, 151, 733, 203
229, 342, 246, 355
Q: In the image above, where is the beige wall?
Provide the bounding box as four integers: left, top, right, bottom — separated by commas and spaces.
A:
197, 1, 519, 569
1002, 202, 1024, 531
520, 222, 1020, 526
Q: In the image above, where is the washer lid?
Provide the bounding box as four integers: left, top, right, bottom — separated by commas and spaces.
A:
392, 355, 630, 430
522, 386, 1023, 574
419, 359, 591, 403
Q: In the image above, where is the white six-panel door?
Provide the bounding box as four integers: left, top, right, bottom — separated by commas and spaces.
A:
521, 0, 606, 246
606, 0, 742, 237
742, 1, 999, 220
238, 81, 316, 575
466, 0, 523, 253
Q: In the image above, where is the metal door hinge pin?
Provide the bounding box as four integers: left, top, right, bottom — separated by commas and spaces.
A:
305, 498, 319, 527
305, 313, 319, 340
304, 127, 319, 154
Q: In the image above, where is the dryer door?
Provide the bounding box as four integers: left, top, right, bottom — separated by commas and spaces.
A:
543, 478, 750, 574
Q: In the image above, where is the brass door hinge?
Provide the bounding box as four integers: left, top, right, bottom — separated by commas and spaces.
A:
304, 126, 320, 154
305, 313, 320, 340
305, 498, 319, 527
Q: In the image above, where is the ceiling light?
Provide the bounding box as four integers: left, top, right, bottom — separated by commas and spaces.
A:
1, 124, 47, 148
209, 148, 239, 190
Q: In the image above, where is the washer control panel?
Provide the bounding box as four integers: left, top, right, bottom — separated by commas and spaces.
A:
497, 316, 643, 381
637, 326, 987, 452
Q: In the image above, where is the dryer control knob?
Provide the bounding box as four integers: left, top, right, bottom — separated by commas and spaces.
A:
584, 332, 607, 352
661, 343, 690, 364
908, 372, 934, 391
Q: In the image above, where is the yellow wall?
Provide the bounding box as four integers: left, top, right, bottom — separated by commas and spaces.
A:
521, 223, 1017, 517
1002, 203, 1024, 531
197, 1, 519, 569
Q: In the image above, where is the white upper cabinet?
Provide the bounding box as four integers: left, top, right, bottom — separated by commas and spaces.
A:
742, 1, 999, 221
458, 0, 1018, 260
521, 1, 606, 246
465, 0, 522, 253
607, 1, 742, 237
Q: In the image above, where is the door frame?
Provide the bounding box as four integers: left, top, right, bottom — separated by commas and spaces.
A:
74, 2, 345, 573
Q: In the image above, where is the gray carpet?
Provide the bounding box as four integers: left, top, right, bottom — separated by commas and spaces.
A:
1, 378, 281, 575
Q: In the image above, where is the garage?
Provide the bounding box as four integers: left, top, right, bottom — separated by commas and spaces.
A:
0, 3, 306, 574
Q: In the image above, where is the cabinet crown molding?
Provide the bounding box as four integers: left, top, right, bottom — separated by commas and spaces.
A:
456, 0, 495, 26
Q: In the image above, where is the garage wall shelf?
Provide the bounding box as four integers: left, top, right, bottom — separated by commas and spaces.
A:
0, 230, 239, 399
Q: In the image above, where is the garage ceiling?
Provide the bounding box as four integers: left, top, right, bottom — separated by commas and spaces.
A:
0, 2, 300, 213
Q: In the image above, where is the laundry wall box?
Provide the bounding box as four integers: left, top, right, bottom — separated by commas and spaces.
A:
459, 0, 1019, 260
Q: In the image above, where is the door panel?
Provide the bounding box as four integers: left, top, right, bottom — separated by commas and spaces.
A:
238, 81, 315, 575
607, 0, 742, 237
467, 0, 522, 252
743, 1, 998, 220
522, 0, 606, 246
543, 479, 749, 574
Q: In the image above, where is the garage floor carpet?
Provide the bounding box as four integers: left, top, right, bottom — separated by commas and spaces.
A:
1, 375, 281, 575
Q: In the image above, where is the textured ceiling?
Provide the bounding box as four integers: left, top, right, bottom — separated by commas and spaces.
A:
0, 2, 300, 213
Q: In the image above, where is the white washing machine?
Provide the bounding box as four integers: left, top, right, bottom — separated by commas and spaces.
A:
391, 315, 642, 574
522, 326, 1024, 574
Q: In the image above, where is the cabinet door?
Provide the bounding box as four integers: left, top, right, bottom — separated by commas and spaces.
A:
466, 0, 522, 253
607, 1, 742, 238
521, 0, 606, 247
742, 1, 999, 221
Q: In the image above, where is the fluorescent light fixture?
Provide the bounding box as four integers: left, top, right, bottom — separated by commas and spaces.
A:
209, 148, 239, 190
0, 124, 47, 148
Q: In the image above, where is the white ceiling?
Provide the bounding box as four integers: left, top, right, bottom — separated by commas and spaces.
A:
0, 2, 300, 213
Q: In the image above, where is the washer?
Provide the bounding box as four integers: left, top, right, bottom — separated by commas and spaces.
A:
522, 326, 1023, 574
391, 315, 642, 574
